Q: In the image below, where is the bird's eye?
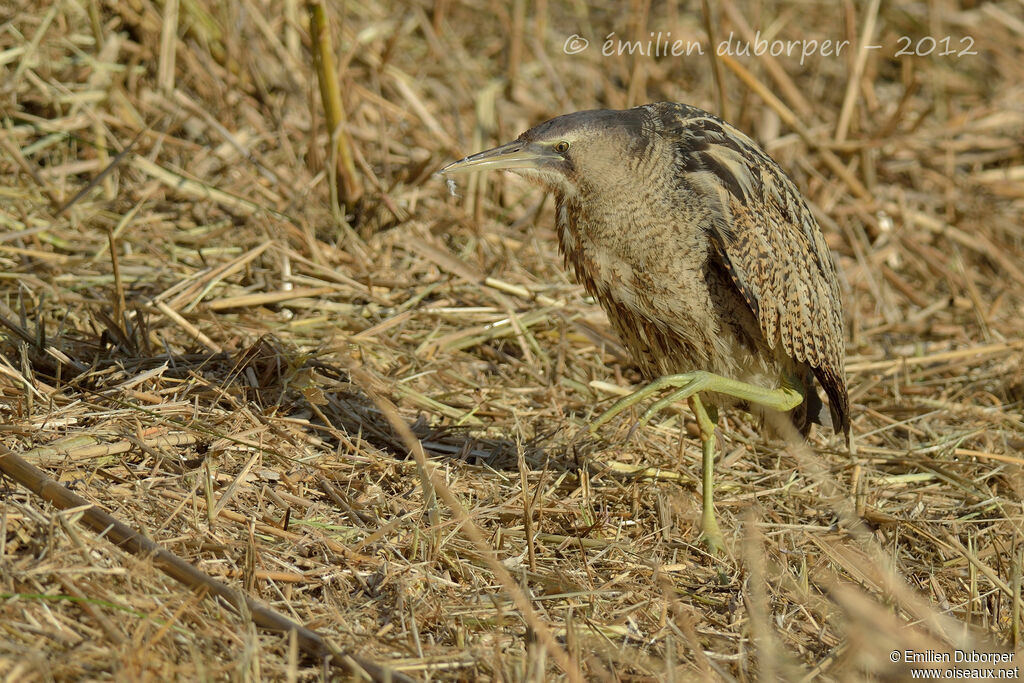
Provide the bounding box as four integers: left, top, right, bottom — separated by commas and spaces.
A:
554, 141, 570, 154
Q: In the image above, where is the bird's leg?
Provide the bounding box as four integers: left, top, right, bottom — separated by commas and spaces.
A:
591, 370, 803, 431
591, 371, 804, 553
689, 394, 723, 553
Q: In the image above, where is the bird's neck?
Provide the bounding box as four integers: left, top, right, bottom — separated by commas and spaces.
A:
553, 193, 597, 294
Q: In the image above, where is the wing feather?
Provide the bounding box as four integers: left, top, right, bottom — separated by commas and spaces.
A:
657, 104, 850, 436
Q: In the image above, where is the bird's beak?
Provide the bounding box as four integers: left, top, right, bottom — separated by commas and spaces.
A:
439, 141, 556, 175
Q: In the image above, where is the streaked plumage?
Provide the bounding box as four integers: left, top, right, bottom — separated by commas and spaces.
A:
461, 102, 848, 436
441, 101, 850, 549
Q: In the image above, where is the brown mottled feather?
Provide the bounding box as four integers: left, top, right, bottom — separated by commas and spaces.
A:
654, 104, 849, 435
458, 101, 851, 439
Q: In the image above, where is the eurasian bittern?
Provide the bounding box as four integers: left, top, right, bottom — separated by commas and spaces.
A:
441, 102, 850, 551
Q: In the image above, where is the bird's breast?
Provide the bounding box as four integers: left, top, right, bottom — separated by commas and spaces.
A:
556, 193, 707, 310
554, 193, 779, 385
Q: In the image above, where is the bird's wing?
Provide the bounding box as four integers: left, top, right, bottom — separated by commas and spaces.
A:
664, 109, 849, 435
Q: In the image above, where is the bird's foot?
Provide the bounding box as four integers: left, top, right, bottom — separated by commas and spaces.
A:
591, 370, 805, 435
591, 371, 715, 435
591, 373, 805, 557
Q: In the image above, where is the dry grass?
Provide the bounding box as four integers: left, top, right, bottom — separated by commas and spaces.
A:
2, 0, 1023, 680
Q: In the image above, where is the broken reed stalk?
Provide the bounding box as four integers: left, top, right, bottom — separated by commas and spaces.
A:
700, 0, 728, 121
307, 0, 361, 209
0, 445, 414, 683
107, 227, 125, 324
517, 443, 538, 574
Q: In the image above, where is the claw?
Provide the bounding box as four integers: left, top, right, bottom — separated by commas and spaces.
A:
625, 420, 642, 441
639, 380, 703, 426
593, 371, 707, 432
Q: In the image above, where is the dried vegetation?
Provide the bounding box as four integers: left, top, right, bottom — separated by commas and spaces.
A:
1, 0, 1023, 680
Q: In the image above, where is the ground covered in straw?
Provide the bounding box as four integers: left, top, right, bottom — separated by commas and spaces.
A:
2, 1, 1023, 680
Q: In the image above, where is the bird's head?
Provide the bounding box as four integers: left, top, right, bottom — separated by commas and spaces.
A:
440, 107, 652, 199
